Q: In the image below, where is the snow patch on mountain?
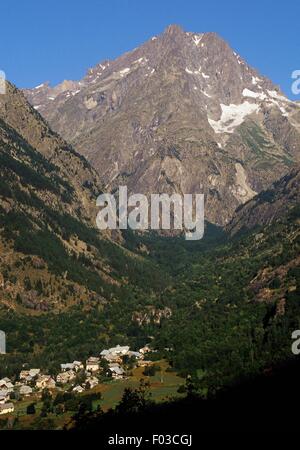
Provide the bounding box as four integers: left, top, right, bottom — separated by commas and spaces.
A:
242, 88, 267, 100
185, 68, 194, 74
202, 90, 212, 98
185, 67, 210, 78
208, 102, 260, 133
34, 84, 45, 90
242, 88, 290, 116
193, 34, 204, 46
119, 68, 131, 77
252, 76, 263, 86
267, 90, 290, 102
133, 57, 148, 65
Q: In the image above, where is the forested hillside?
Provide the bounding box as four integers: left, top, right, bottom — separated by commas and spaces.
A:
1, 203, 299, 393
0, 80, 299, 409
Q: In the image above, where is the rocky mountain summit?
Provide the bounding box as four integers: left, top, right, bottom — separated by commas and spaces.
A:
24, 24, 300, 225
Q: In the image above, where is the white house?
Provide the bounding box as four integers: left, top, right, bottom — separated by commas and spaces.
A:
139, 345, 151, 355
100, 345, 130, 363
19, 371, 33, 384
56, 372, 70, 384
108, 345, 130, 356
61, 361, 84, 372
86, 357, 100, 372
36, 375, 56, 390
73, 385, 84, 394
56, 370, 76, 384
19, 370, 30, 380
0, 380, 14, 393
19, 385, 33, 396
85, 376, 98, 389
0, 403, 14, 415
108, 363, 125, 379
128, 351, 143, 359
29, 369, 40, 378
60, 363, 74, 372
6, 382, 14, 392
104, 353, 122, 363
73, 361, 84, 371
0, 392, 10, 404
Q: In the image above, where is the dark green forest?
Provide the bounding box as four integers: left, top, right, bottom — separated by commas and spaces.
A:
1, 205, 299, 396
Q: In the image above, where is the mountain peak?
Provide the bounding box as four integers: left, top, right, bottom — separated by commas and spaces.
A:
23, 26, 300, 225
164, 24, 185, 35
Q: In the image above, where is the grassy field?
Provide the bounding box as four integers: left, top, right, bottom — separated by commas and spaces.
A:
93, 360, 185, 411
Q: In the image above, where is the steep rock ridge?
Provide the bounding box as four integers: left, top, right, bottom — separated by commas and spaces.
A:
24, 25, 300, 225
0, 80, 165, 312
227, 165, 300, 235
1, 81, 102, 223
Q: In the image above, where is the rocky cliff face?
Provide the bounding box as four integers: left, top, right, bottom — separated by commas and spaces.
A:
1, 81, 103, 225
24, 24, 300, 225
227, 165, 300, 235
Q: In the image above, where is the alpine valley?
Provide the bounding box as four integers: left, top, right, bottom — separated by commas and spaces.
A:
0, 25, 299, 432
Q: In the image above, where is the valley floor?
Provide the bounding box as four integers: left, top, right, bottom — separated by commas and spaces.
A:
0, 361, 185, 430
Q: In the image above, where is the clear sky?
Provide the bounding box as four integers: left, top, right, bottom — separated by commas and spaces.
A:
1, 0, 299, 99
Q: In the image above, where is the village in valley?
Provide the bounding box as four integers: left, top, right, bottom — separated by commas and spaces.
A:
0, 344, 154, 417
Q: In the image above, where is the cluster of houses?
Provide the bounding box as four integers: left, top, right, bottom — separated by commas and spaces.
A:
0, 377, 15, 415
0, 344, 152, 415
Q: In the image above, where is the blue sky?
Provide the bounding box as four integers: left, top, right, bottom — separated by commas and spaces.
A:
1, 0, 299, 99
